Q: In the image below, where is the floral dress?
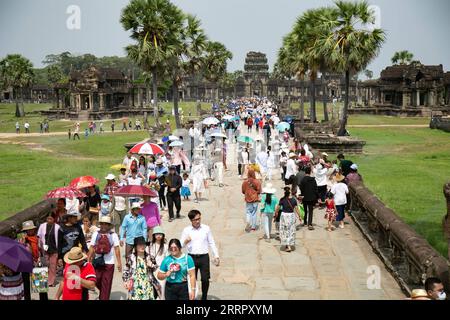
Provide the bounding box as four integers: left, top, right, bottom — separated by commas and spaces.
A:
123, 255, 154, 300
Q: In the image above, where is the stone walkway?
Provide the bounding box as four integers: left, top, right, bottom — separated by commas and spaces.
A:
34, 129, 405, 300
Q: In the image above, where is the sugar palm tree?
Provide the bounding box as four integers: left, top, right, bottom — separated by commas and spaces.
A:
167, 14, 208, 128
0, 54, 34, 117
202, 41, 233, 102
121, 0, 184, 126
314, 0, 386, 136
391, 50, 414, 65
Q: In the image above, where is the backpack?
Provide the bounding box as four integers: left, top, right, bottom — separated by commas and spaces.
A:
94, 232, 113, 255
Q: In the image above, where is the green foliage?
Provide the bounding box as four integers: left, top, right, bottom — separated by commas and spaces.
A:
391, 50, 414, 65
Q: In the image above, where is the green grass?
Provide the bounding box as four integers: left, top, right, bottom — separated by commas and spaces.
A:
0, 101, 201, 133
342, 127, 450, 256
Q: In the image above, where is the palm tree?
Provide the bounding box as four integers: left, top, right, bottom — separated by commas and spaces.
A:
391, 50, 414, 65
121, 0, 184, 126
314, 0, 386, 136
364, 69, 373, 79
167, 14, 208, 128
202, 41, 233, 102
0, 54, 34, 117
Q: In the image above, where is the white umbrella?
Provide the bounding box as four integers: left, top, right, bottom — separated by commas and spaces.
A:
222, 115, 234, 121
211, 132, 227, 139
168, 135, 180, 141
202, 117, 220, 125
169, 140, 184, 147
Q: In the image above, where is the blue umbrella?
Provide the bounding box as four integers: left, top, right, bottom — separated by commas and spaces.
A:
0, 236, 33, 273
283, 115, 294, 123
237, 135, 254, 144
277, 122, 291, 132
162, 136, 169, 143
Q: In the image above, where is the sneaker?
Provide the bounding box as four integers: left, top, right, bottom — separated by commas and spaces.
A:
194, 199, 199, 203
169, 218, 174, 222
339, 224, 344, 229
265, 238, 271, 243
244, 224, 251, 233
308, 225, 314, 230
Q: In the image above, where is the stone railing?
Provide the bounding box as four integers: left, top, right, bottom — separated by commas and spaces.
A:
348, 180, 449, 294
0, 200, 55, 238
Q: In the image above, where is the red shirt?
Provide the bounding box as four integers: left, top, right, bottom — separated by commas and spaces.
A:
62, 262, 96, 300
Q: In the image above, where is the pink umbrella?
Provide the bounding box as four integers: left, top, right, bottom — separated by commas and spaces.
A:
115, 185, 158, 198
45, 186, 86, 199
129, 142, 164, 155
69, 176, 99, 189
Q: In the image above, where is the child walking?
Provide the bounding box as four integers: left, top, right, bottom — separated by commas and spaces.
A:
324, 192, 337, 231
180, 173, 191, 201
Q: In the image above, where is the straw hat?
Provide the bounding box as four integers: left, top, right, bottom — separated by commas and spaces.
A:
98, 215, 113, 225
289, 152, 297, 158
334, 173, 345, 182
21, 220, 37, 231
410, 289, 430, 299
105, 173, 116, 180
262, 183, 276, 194
152, 226, 165, 236
64, 247, 88, 265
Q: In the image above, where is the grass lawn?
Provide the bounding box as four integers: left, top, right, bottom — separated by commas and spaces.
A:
342, 127, 450, 256
0, 101, 202, 133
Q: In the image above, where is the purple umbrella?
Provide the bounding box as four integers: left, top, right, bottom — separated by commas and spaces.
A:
0, 236, 33, 273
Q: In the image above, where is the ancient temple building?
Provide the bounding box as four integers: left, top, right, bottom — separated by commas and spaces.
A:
360, 62, 449, 108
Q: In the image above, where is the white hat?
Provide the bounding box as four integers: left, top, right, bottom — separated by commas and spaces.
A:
105, 173, 116, 180
99, 215, 113, 224
131, 202, 141, 210
262, 183, 276, 194
21, 220, 37, 231
350, 164, 358, 170
322, 152, 329, 157
289, 152, 297, 158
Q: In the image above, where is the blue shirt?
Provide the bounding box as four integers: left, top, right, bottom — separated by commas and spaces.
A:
155, 165, 168, 178
160, 254, 195, 284
120, 213, 147, 245
260, 194, 278, 214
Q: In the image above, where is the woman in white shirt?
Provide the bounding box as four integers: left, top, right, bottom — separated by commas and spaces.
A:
314, 162, 329, 206
330, 173, 349, 229
147, 226, 168, 300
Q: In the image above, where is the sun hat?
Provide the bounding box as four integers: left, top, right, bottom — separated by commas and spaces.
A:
289, 152, 297, 158
262, 183, 276, 194
64, 247, 88, 265
152, 226, 165, 236
101, 194, 110, 201
410, 289, 430, 299
66, 210, 81, 217
350, 164, 358, 170
131, 202, 141, 210
334, 173, 345, 182
98, 215, 112, 225
155, 159, 163, 165
21, 220, 37, 231
105, 173, 116, 180
322, 152, 329, 157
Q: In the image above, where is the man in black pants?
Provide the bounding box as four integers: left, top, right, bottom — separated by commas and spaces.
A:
165, 166, 182, 222
299, 166, 319, 230
181, 210, 220, 300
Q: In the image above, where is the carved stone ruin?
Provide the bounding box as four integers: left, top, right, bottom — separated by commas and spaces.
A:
443, 182, 450, 260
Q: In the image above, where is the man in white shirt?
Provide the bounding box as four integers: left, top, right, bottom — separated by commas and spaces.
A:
181, 209, 219, 300
123, 152, 138, 174
87, 216, 121, 300
285, 152, 298, 185
24, 122, 30, 133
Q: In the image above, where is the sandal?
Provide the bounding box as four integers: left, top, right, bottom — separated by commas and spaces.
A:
285, 246, 292, 252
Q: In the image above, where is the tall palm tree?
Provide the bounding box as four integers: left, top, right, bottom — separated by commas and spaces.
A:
314, 0, 386, 136
0, 54, 34, 117
391, 50, 414, 65
121, 0, 184, 126
167, 14, 208, 128
202, 41, 233, 102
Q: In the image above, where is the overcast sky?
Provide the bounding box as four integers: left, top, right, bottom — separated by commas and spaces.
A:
0, 0, 449, 78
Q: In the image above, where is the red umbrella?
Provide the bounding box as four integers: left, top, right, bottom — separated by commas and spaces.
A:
69, 176, 99, 189
45, 186, 86, 199
129, 142, 164, 155
115, 185, 158, 197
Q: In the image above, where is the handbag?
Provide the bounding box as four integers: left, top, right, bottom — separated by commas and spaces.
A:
31, 265, 49, 293
92, 254, 106, 268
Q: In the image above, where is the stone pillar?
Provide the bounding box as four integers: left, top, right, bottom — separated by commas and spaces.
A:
416, 90, 420, 106
89, 93, 94, 111
137, 88, 141, 107
99, 93, 105, 111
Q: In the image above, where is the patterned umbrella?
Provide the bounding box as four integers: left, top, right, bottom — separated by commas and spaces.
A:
45, 186, 86, 199
129, 142, 165, 155
69, 176, 99, 189
0, 236, 33, 273
115, 185, 158, 198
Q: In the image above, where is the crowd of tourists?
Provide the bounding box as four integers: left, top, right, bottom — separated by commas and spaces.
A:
1, 96, 447, 301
